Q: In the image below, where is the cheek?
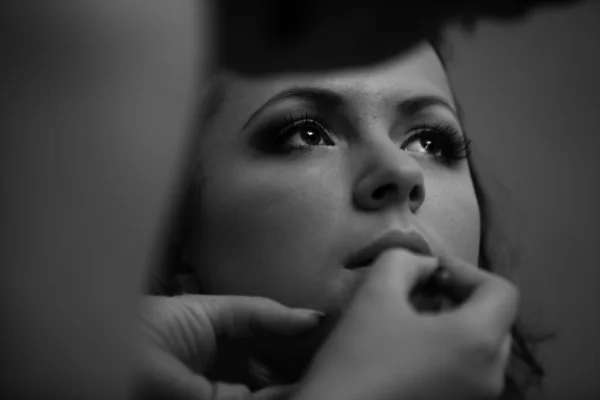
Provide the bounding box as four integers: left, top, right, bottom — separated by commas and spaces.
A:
187, 155, 347, 308
420, 170, 481, 265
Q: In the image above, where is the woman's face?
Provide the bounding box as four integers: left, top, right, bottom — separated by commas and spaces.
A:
184, 43, 480, 313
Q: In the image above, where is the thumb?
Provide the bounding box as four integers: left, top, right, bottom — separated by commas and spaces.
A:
199, 295, 324, 340
253, 383, 301, 400
366, 249, 440, 295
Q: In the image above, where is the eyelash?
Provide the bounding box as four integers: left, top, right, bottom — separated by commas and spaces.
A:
402, 122, 471, 164
264, 112, 334, 153
262, 113, 471, 164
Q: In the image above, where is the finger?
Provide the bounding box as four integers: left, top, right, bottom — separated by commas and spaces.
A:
210, 381, 254, 400
211, 382, 298, 400
138, 345, 262, 400
440, 255, 520, 339
136, 346, 213, 400
488, 333, 513, 397
200, 295, 323, 340
368, 248, 440, 294
253, 383, 300, 400
436, 253, 489, 290
498, 333, 513, 373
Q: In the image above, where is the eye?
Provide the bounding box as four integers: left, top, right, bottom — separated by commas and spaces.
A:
401, 124, 470, 163
277, 119, 334, 150
403, 132, 444, 157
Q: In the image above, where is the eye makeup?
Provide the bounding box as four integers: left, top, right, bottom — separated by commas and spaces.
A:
401, 121, 471, 165
251, 110, 335, 154
245, 88, 470, 167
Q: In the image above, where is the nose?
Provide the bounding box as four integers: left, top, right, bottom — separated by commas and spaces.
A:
353, 140, 425, 213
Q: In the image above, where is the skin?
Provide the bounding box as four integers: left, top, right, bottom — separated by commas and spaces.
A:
183, 43, 481, 316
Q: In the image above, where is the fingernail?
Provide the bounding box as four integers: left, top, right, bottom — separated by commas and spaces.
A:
293, 308, 326, 322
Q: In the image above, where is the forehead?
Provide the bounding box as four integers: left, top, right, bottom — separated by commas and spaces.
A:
216, 44, 454, 124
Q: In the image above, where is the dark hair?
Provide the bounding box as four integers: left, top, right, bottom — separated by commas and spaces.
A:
149, 38, 551, 399
468, 148, 550, 400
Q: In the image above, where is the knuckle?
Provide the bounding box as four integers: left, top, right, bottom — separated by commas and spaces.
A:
496, 275, 519, 297
235, 295, 278, 314
244, 296, 275, 316
497, 278, 520, 318
505, 280, 520, 307
248, 295, 275, 309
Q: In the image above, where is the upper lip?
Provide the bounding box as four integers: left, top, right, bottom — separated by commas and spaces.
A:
346, 229, 433, 268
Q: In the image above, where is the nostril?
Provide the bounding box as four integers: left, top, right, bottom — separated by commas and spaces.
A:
372, 184, 396, 201
409, 185, 423, 204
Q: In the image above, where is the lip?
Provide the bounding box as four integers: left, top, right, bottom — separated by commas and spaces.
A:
346, 229, 433, 269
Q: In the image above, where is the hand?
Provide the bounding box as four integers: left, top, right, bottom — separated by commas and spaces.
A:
217, 0, 584, 75
292, 249, 518, 400
136, 295, 323, 400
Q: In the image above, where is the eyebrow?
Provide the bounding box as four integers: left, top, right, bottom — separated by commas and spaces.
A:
398, 95, 459, 120
242, 86, 459, 129
242, 87, 345, 129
